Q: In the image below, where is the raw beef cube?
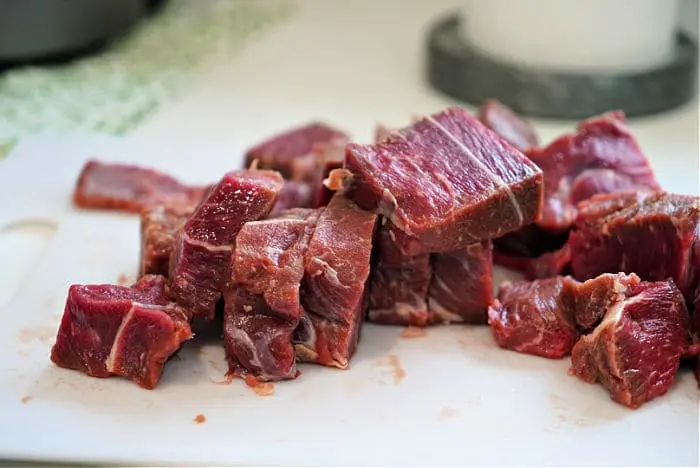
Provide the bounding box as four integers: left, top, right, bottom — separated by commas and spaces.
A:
528, 111, 660, 233
492, 112, 660, 275
168, 170, 284, 318
244, 122, 349, 182
50, 275, 191, 389
569, 191, 700, 305
73, 160, 208, 213
269, 180, 314, 217
570, 279, 690, 409
428, 240, 493, 324
224, 210, 320, 381
488, 276, 579, 359
344, 106, 543, 252
368, 221, 432, 326
488, 272, 643, 359
139, 204, 192, 277
295, 194, 377, 369
477, 99, 539, 152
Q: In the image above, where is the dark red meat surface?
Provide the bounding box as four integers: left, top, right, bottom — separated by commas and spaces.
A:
139, 204, 192, 278
488, 276, 579, 359
168, 170, 284, 318
368, 221, 432, 326
295, 194, 377, 369
224, 209, 319, 381
269, 180, 314, 217
528, 111, 660, 233
477, 99, 539, 152
428, 240, 493, 324
50, 275, 191, 389
73, 160, 208, 213
570, 192, 700, 305
244, 122, 349, 182
570, 279, 690, 409
493, 243, 571, 280
344, 106, 543, 252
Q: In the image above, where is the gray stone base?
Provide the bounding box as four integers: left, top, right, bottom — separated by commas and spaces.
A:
426, 13, 698, 119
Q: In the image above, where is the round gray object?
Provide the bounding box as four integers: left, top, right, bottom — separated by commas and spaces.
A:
426, 13, 698, 119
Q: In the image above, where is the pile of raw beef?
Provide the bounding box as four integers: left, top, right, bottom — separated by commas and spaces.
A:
50, 101, 700, 409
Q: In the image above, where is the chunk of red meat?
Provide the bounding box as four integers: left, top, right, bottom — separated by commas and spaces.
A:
368, 221, 432, 326
168, 170, 284, 318
244, 122, 349, 182
477, 99, 539, 152
488, 272, 645, 359
295, 194, 377, 369
343, 106, 543, 252
528, 111, 660, 232
492, 112, 660, 276
269, 180, 314, 217
570, 279, 690, 409
50, 275, 191, 389
139, 204, 192, 278
73, 160, 208, 213
224, 210, 319, 381
570, 192, 700, 306
428, 240, 493, 324
488, 277, 579, 359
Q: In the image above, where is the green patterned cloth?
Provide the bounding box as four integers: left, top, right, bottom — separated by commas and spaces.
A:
0, 0, 293, 157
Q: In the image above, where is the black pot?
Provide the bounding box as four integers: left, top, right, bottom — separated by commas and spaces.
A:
0, 0, 149, 63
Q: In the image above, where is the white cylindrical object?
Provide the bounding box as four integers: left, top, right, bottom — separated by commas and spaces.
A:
460, 0, 679, 73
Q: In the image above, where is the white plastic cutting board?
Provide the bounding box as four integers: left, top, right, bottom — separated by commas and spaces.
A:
0, 134, 697, 466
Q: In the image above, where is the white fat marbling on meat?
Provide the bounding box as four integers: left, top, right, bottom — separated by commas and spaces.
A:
379, 188, 400, 220
105, 305, 136, 373
580, 294, 631, 345
294, 344, 319, 362
369, 295, 427, 321
183, 233, 233, 252
103, 301, 182, 373
308, 257, 346, 288
429, 275, 463, 304
229, 324, 285, 381
428, 299, 465, 325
